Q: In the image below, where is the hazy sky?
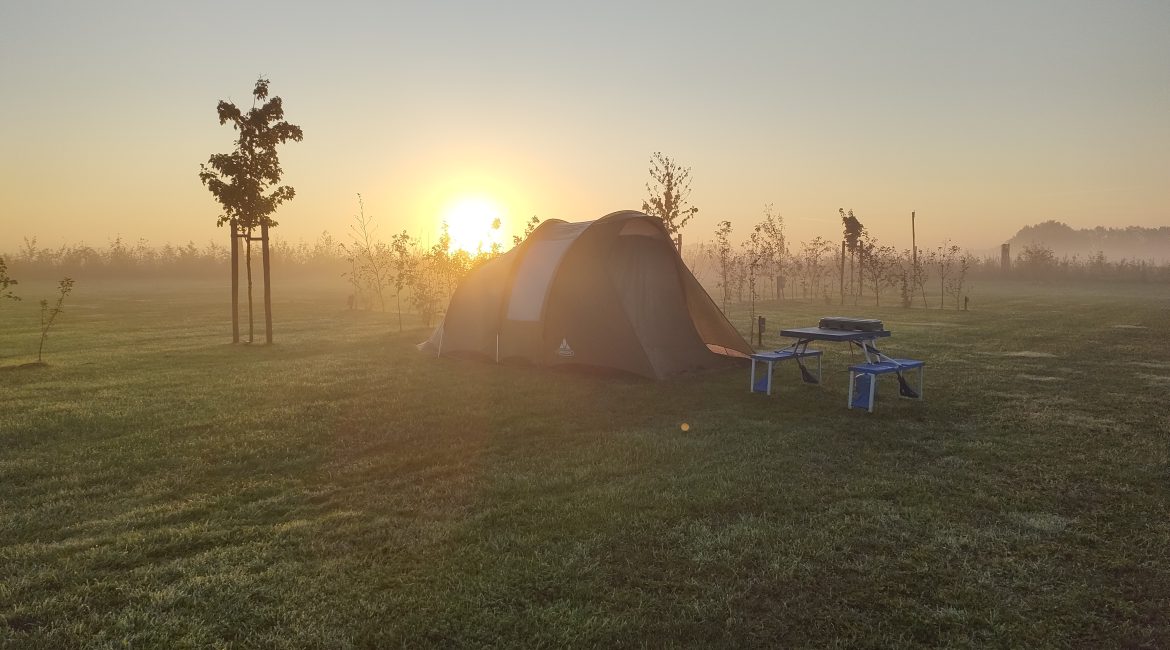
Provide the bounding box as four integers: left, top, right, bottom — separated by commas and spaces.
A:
2, 0, 1168, 254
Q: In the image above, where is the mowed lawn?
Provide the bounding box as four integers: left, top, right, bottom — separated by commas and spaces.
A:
2, 279, 1168, 648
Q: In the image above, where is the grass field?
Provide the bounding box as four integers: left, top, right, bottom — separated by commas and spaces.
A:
2, 278, 1168, 648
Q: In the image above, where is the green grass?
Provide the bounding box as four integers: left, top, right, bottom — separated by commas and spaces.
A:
2, 279, 1168, 647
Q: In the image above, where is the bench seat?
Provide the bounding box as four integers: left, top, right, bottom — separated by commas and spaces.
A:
847, 359, 925, 412
750, 348, 823, 394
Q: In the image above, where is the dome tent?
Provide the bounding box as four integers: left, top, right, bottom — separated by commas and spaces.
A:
418, 210, 751, 379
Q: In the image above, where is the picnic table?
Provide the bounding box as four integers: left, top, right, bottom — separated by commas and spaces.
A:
750, 325, 925, 412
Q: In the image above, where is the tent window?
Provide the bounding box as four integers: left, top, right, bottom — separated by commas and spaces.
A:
618, 220, 664, 238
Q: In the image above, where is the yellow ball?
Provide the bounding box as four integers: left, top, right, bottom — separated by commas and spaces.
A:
680, 423, 691, 432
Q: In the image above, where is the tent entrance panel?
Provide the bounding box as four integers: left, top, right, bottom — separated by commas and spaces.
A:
604, 235, 723, 377
542, 244, 656, 378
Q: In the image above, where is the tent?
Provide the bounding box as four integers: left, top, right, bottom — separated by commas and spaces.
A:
418, 210, 752, 379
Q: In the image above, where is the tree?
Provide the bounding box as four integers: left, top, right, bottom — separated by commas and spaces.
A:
513, 215, 541, 246
0, 257, 18, 305
840, 208, 865, 302
743, 226, 770, 332
199, 77, 303, 343
714, 220, 734, 314
641, 152, 699, 235
945, 251, 973, 310
37, 278, 74, 364
758, 204, 787, 299
389, 231, 417, 331
935, 241, 960, 308
342, 194, 391, 312
863, 238, 899, 307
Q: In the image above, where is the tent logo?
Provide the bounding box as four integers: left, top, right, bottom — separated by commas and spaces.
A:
557, 338, 575, 357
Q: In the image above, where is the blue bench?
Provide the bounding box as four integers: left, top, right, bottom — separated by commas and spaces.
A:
847, 359, 925, 412
750, 348, 823, 395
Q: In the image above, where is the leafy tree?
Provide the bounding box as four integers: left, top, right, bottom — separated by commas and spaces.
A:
839, 208, 865, 301
389, 231, 417, 331
641, 152, 699, 235
513, 216, 541, 246
714, 220, 734, 314
199, 77, 303, 341
757, 204, 787, 299
743, 227, 769, 331
862, 238, 899, 307
1016, 244, 1057, 280
0, 257, 19, 305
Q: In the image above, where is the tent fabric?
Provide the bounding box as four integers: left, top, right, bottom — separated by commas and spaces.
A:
419, 210, 751, 379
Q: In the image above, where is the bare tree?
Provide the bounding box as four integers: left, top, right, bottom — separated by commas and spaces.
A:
935, 241, 961, 309
945, 251, 973, 310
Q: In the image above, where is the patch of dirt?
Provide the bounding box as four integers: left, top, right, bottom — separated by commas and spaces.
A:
1138, 373, 1170, 385
1004, 351, 1057, 358
1111, 324, 1148, 330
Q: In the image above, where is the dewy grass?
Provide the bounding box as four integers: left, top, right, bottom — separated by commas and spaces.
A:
1, 280, 1168, 647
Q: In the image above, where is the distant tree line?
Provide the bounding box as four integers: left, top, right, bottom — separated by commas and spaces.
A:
5, 222, 1168, 324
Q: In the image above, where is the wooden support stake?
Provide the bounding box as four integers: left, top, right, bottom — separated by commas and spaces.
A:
262, 222, 273, 345
230, 219, 239, 344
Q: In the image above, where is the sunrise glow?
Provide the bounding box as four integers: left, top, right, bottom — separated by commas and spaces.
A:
441, 196, 507, 254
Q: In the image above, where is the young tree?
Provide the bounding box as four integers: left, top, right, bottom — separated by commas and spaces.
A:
343, 194, 391, 312
513, 215, 541, 246
714, 220, 734, 315
797, 236, 834, 300
863, 240, 900, 307
743, 227, 769, 330
935, 241, 960, 309
945, 251, 973, 310
0, 257, 19, 305
199, 77, 303, 343
37, 278, 74, 364
758, 204, 787, 299
641, 152, 699, 235
389, 231, 417, 331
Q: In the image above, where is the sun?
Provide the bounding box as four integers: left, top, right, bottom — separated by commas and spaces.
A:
441, 196, 507, 254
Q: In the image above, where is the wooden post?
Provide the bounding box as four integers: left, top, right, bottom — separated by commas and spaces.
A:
230, 219, 239, 344
839, 240, 846, 306
1001, 243, 1011, 275
911, 211, 917, 270
262, 222, 273, 344
674, 233, 683, 255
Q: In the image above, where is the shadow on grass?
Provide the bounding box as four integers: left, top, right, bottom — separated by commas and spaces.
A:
0, 361, 48, 371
